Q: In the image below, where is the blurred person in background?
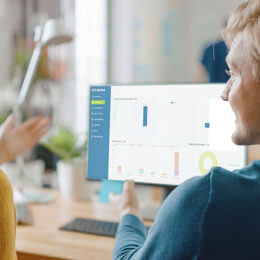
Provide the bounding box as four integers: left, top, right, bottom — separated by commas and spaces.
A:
196, 18, 229, 83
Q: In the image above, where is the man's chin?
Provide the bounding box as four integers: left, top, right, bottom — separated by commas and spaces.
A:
232, 130, 258, 146
231, 133, 241, 145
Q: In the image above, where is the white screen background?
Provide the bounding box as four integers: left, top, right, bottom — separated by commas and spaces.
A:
108, 84, 246, 185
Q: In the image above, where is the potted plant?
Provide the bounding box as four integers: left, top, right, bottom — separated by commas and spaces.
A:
41, 128, 90, 200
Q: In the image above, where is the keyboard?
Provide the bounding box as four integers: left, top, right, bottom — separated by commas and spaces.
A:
60, 218, 119, 237
15, 203, 31, 225
60, 217, 150, 237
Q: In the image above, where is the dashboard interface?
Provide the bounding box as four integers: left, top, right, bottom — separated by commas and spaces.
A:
87, 84, 246, 186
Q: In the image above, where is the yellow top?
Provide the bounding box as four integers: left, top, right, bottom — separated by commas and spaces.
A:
0, 169, 17, 260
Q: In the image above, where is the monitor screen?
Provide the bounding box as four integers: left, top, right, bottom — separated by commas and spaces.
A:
87, 84, 247, 186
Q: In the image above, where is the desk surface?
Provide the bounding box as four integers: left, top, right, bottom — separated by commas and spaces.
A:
16, 191, 119, 260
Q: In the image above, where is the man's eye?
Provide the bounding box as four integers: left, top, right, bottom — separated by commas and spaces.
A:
225, 70, 231, 77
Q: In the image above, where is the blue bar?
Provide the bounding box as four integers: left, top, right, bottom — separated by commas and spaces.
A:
143, 106, 148, 127
205, 122, 210, 128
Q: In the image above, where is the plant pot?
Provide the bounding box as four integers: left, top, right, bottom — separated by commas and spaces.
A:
57, 157, 90, 200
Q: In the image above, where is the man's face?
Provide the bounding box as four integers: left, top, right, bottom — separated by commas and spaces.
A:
221, 34, 260, 145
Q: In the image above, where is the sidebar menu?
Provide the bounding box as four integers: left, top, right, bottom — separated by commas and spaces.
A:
87, 86, 111, 180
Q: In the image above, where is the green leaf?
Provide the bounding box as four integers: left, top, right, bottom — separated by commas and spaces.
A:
40, 128, 87, 160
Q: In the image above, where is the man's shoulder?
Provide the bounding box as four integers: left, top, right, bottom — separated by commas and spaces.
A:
157, 162, 260, 221
164, 163, 256, 210
210, 161, 260, 189
184, 162, 260, 200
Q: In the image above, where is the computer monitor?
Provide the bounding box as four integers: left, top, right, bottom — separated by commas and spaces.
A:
87, 84, 247, 186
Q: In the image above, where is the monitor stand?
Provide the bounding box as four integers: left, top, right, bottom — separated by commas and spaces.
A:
140, 186, 175, 221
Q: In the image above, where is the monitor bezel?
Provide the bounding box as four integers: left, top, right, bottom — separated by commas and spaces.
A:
86, 83, 248, 187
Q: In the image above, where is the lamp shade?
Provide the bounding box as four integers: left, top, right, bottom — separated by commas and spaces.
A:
40, 18, 73, 46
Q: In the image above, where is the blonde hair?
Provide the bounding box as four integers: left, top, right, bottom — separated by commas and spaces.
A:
222, 0, 260, 82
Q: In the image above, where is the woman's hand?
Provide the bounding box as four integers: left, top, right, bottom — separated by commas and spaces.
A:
0, 115, 50, 164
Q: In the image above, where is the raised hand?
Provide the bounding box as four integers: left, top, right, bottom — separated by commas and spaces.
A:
0, 115, 50, 164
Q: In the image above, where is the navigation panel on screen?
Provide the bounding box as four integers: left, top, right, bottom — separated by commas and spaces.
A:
87, 84, 246, 186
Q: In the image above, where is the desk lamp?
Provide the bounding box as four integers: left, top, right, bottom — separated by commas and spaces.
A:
13, 18, 73, 203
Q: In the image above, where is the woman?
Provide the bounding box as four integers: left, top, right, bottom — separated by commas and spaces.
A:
0, 115, 49, 259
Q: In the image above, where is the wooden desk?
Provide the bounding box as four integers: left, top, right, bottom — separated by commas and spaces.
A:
16, 191, 118, 260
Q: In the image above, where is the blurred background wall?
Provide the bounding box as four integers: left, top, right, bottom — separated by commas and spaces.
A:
0, 0, 244, 134
109, 0, 244, 83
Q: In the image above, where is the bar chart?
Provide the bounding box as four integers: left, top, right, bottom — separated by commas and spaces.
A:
109, 143, 182, 183
106, 85, 246, 186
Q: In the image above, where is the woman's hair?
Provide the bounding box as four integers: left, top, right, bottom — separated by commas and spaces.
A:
222, 0, 260, 82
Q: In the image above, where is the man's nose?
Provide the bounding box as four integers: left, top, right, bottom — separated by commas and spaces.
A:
221, 84, 230, 101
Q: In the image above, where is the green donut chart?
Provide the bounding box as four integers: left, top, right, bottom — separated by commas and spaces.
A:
198, 151, 218, 175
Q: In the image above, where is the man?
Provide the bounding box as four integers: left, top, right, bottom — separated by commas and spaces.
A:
110, 0, 260, 259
